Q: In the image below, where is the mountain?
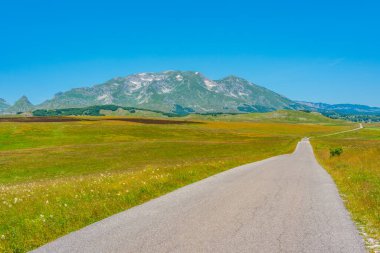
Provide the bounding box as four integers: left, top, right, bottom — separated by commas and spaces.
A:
298, 101, 380, 115
0, 98, 10, 112
6, 96, 34, 113
38, 71, 303, 114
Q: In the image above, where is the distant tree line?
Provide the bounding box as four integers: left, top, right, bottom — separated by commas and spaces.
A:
32, 105, 179, 117
32, 104, 239, 118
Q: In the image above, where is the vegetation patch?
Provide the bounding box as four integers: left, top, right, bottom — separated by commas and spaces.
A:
32, 105, 179, 117
329, 147, 343, 157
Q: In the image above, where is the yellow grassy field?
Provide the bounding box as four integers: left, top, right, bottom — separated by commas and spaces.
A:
0, 116, 351, 252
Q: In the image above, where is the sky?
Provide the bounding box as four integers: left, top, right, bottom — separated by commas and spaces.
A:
0, 0, 379, 106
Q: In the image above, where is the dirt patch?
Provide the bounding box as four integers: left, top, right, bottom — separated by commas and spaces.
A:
105, 118, 201, 125
0, 117, 86, 123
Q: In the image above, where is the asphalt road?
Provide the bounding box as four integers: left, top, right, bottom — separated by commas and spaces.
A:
32, 139, 366, 253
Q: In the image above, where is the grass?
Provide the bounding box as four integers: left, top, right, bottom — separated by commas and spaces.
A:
184, 110, 347, 124
312, 125, 380, 251
101, 108, 348, 125
0, 114, 352, 252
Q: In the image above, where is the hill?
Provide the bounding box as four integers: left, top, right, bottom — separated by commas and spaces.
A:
186, 110, 348, 124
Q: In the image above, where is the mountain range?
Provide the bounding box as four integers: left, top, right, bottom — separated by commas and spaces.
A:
1, 70, 379, 116
297, 101, 380, 115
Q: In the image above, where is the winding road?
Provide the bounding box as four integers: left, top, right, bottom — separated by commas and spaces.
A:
32, 139, 366, 253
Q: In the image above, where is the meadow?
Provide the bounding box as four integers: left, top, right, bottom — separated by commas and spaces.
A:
0, 113, 352, 252
312, 125, 380, 251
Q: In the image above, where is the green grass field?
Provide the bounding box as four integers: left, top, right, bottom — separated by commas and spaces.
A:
102, 108, 348, 124
184, 110, 346, 124
0, 113, 353, 252
312, 125, 380, 251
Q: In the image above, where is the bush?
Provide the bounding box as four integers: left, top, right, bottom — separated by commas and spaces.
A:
330, 147, 343, 157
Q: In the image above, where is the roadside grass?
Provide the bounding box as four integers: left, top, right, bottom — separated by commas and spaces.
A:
312, 126, 380, 251
0, 117, 351, 252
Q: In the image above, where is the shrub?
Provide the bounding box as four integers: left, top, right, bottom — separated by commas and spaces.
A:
330, 147, 343, 157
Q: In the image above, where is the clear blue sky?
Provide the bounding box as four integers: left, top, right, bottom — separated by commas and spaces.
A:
1, 0, 379, 106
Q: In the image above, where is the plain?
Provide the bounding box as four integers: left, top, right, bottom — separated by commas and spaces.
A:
0, 111, 356, 252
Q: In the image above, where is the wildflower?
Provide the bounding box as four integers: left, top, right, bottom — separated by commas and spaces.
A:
64, 203, 67, 207
1, 235, 5, 240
